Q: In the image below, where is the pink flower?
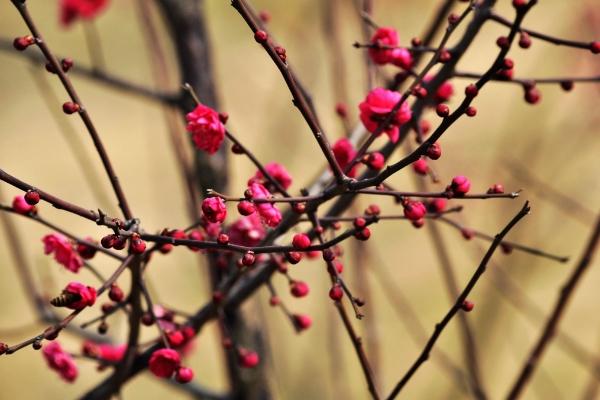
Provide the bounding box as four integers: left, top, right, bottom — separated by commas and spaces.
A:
359, 88, 412, 143
42, 342, 78, 382
248, 162, 293, 191
248, 183, 282, 227
368, 27, 399, 65
227, 214, 266, 247
60, 0, 109, 27
186, 104, 225, 154
149, 348, 180, 378
12, 195, 35, 215
202, 197, 227, 224
43, 233, 84, 273
63, 282, 96, 310
390, 47, 414, 70
404, 201, 427, 221
332, 138, 358, 178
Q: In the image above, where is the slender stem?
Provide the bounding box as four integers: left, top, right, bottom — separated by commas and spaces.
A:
138, 278, 170, 348
0, 168, 128, 234
437, 216, 569, 263
0, 204, 124, 261
0, 38, 180, 105
453, 70, 600, 85
489, 12, 593, 50
356, 189, 520, 200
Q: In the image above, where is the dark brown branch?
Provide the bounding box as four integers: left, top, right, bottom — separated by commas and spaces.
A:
506, 214, 600, 399
0, 167, 119, 227
0, 38, 181, 106
0, 204, 124, 262
437, 216, 569, 263
453, 70, 600, 86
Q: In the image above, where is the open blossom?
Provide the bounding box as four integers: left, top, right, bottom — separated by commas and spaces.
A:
202, 197, 227, 224
43, 233, 84, 273
149, 348, 181, 378
12, 195, 35, 215
42, 342, 78, 383
228, 214, 266, 247
249, 183, 282, 227
359, 88, 412, 143
60, 0, 109, 27
186, 104, 225, 154
368, 27, 399, 65
62, 282, 96, 310
248, 162, 293, 191
332, 138, 358, 178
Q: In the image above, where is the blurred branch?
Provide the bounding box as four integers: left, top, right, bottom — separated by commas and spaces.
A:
0, 38, 181, 106
507, 213, 600, 399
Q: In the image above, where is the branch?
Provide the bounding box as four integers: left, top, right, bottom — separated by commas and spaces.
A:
386, 202, 531, 399
506, 213, 600, 399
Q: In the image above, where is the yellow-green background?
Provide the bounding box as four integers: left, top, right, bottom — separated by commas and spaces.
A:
0, 0, 599, 398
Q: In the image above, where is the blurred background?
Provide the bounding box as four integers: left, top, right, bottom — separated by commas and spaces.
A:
0, 0, 599, 398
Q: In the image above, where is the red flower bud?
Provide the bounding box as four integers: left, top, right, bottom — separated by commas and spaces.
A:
62, 102, 80, 114
293, 314, 312, 331
329, 284, 343, 301
292, 233, 311, 250
290, 281, 309, 298
108, 284, 124, 303
285, 251, 302, 264
176, 367, 194, 383
519, 32, 532, 48
13, 36, 35, 51
426, 142, 442, 160
461, 300, 475, 312
436, 103, 449, 117
24, 190, 40, 205
254, 30, 268, 43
